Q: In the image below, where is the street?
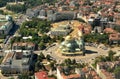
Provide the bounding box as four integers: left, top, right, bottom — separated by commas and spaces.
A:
34, 43, 120, 64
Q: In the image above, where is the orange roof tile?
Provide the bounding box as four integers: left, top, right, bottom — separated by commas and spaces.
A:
104, 28, 117, 34
35, 71, 49, 79
109, 33, 120, 40
62, 74, 80, 79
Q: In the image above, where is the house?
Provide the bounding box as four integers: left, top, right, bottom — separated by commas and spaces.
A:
0, 15, 13, 36
48, 11, 77, 22
103, 28, 117, 34
38, 9, 55, 19
12, 42, 35, 51
88, 18, 94, 25
109, 33, 120, 44
35, 71, 48, 79
114, 13, 120, 25
100, 17, 108, 30
82, 67, 101, 79
26, 4, 48, 17
87, 12, 99, 25
0, 50, 34, 74
57, 66, 81, 79
57, 66, 101, 79
78, 24, 91, 34
93, 26, 102, 33
26, 8, 40, 18
47, 10, 54, 17
50, 24, 72, 36
0, 22, 13, 35
58, 6, 69, 11
96, 61, 120, 79
35, 71, 55, 79
115, 5, 120, 12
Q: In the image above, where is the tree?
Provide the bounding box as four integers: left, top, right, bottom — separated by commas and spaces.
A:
72, 59, 76, 64
108, 50, 116, 61
17, 74, 32, 79
38, 42, 46, 50
84, 33, 109, 44
8, 78, 14, 79
0, 1, 6, 7
35, 61, 41, 72
96, 55, 107, 62
108, 16, 114, 22
0, 10, 3, 14
114, 66, 120, 79
39, 52, 45, 59
55, 36, 64, 42
6, 4, 27, 13
41, 35, 51, 43
50, 62, 56, 70
64, 58, 71, 65
37, 55, 42, 62
114, 25, 120, 33
46, 55, 51, 61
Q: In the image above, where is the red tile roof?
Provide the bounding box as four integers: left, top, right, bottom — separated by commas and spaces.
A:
93, 76, 101, 79
62, 74, 80, 79
104, 28, 117, 34
101, 69, 114, 79
82, 67, 89, 73
78, 25, 91, 34
109, 33, 120, 40
35, 71, 49, 79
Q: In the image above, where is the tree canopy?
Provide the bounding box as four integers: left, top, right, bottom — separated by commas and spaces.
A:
6, 4, 27, 13
11, 19, 53, 50
84, 33, 109, 44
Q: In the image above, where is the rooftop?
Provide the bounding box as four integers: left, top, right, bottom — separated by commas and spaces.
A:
101, 69, 114, 79
97, 61, 120, 79
13, 42, 35, 47
109, 33, 120, 40
62, 74, 80, 79
0, 22, 6, 26
1, 52, 14, 65
104, 28, 117, 34
35, 71, 55, 79
1, 50, 32, 69
35, 71, 48, 79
